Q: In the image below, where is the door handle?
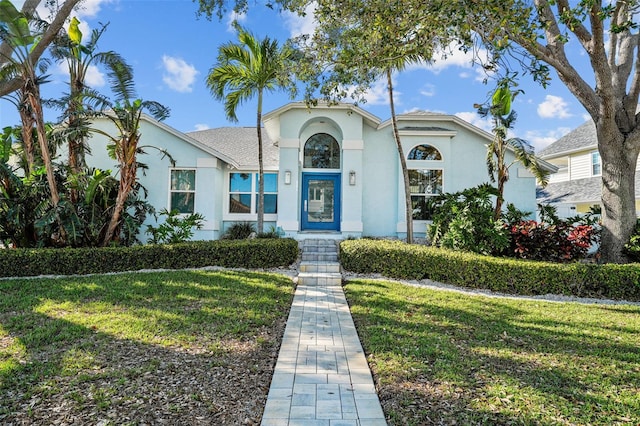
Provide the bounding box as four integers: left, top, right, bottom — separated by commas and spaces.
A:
304, 200, 307, 212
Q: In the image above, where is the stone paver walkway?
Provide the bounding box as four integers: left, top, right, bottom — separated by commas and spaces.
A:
261, 240, 387, 426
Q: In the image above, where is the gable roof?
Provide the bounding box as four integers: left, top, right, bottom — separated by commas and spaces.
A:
378, 111, 495, 140
263, 101, 381, 128
537, 173, 640, 204
102, 113, 240, 168
186, 127, 278, 170
538, 120, 596, 159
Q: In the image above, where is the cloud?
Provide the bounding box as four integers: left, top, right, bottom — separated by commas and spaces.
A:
54, 62, 105, 88
455, 111, 493, 133
524, 127, 572, 151
537, 95, 572, 119
226, 10, 247, 32
74, 0, 115, 18
282, 3, 317, 38
194, 124, 210, 131
420, 83, 436, 97
161, 55, 199, 93
348, 75, 398, 106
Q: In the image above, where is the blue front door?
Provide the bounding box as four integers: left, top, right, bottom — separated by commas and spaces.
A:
301, 173, 341, 231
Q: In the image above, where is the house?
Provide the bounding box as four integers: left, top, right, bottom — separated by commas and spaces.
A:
536, 120, 640, 218
86, 102, 545, 241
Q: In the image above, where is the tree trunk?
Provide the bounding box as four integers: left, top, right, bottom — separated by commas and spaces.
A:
102, 135, 137, 246
256, 90, 264, 235
27, 85, 59, 207
18, 105, 35, 174
387, 69, 413, 243
597, 124, 639, 263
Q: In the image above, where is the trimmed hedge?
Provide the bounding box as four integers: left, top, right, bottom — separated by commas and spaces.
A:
340, 239, 640, 301
0, 238, 299, 278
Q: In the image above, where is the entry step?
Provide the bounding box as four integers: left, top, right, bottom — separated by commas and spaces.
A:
299, 261, 341, 273
297, 271, 343, 286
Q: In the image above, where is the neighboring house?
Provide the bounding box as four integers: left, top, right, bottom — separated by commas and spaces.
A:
87, 102, 547, 241
536, 120, 640, 218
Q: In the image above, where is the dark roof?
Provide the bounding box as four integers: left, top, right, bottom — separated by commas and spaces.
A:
400, 126, 452, 132
538, 120, 596, 158
186, 127, 278, 169
537, 174, 640, 204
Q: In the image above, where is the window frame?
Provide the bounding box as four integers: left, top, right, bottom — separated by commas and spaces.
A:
591, 151, 601, 176
226, 171, 279, 217
407, 144, 442, 161
168, 168, 196, 214
303, 133, 341, 170
408, 168, 444, 221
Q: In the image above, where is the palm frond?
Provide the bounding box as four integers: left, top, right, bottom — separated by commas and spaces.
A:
105, 59, 135, 102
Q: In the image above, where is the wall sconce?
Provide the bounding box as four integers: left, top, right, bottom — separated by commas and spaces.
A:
349, 170, 356, 186
284, 170, 291, 185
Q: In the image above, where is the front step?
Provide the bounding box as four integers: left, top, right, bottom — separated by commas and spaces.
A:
299, 261, 341, 273
297, 271, 342, 286
297, 239, 342, 286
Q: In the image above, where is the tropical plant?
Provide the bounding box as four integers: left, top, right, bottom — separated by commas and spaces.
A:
427, 184, 510, 255
222, 221, 255, 240
0, 0, 60, 208
206, 25, 297, 234
146, 208, 205, 244
477, 79, 549, 220
0, 0, 82, 97
91, 59, 172, 246
50, 19, 125, 177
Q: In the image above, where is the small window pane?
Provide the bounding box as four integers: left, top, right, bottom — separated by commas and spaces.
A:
171, 170, 195, 191
259, 173, 278, 192
411, 195, 435, 220
408, 145, 442, 160
304, 133, 340, 169
171, 192, 194, 214
591, 152, 601, 176
230, 173, 252, 192
229, 194, 251, 213
256, 194, 278, 214
409, 169, 443, 195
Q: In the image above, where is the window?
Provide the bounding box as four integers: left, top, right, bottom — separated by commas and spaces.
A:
229, 172, 278, 214
409, 169, 443, 220
304, 133, 340, 169
170, 169, 196, 214
408, 144, 442, 160
591, 151, 601, 176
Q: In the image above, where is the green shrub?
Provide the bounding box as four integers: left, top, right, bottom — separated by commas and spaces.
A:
340, 239, 640, 301
222, 222, 255, 240
624, 219, 640, 261
0, 238, 299, 278
146, 208, 205, 244
428, 184, 509, 255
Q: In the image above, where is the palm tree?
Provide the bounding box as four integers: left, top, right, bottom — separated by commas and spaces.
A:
50, 18, 125, 177
92, 60, 171, 246
480, 84, 549, 219
0, 0, 59, 206
206, 26, 296, 234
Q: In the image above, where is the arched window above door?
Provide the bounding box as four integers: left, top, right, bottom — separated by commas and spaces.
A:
304, 133, 341, 169
407, 144, 442, 160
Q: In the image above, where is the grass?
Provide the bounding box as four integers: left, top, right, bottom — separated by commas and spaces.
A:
344, 279, 640, 426
0, 270, 295, 421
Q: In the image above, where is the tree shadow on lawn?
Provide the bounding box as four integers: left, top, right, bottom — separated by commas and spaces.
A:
344, 279, 640, 426
0, 270, 295, 424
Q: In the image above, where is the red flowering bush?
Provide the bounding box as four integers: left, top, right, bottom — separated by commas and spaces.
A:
507, 220, 598, 262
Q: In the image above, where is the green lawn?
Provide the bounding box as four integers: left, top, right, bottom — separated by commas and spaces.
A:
345, 279, 640, 426
0, 270, 295, 424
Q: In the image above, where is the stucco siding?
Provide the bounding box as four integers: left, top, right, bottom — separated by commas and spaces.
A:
362, 126, 398, 236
